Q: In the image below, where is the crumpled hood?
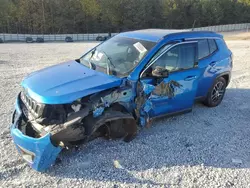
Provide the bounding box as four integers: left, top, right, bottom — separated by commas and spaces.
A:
21, 61, 122, 104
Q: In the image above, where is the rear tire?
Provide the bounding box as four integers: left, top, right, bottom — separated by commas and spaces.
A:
203, 77, 227, 107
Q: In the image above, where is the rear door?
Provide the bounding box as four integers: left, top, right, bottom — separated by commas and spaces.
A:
139, 41, 201, 118
195, 39, 221, 97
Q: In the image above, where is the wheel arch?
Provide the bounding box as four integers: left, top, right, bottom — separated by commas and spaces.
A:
82, 104, 137, 142
215, 71, 230, 87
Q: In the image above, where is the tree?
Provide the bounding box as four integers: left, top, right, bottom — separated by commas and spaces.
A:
0, 0, 249, 34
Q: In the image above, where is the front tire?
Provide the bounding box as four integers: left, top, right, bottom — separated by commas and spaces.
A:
203, 77, 227, 107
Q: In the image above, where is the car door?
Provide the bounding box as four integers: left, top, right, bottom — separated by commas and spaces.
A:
195, 39, 220, 98
139, 41, 201, 118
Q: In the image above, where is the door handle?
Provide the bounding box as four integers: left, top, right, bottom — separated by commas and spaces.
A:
184, 75, 197, 81
209, 61, 216, 67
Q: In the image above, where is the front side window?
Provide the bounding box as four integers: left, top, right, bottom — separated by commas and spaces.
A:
142, 42, 197, 77
79, 36, 156, 77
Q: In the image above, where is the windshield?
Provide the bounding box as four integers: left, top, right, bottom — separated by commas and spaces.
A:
79, 36, 156, 77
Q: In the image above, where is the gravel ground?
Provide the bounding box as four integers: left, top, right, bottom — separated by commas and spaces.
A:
1, 40, 250, 188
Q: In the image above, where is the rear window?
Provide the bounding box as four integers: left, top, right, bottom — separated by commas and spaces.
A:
198, 39, 210, 59
208, 39, 218, 53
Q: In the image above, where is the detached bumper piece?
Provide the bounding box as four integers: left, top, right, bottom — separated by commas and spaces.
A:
10, 95, 62, 172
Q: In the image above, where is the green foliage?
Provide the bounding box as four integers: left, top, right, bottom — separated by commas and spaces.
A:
0, 0, 249, 34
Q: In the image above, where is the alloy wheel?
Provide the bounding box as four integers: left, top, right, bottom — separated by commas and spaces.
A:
211, 81, 225, 103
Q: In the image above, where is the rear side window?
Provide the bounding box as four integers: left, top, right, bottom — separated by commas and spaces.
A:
198, 39, 210, 59
208, 39, 218, 53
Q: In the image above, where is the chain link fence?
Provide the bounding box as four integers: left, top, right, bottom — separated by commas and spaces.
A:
0, 23, 249, 42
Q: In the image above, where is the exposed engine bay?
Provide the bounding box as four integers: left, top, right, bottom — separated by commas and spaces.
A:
18, 85, 138, 148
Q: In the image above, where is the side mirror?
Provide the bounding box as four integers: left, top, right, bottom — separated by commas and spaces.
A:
152, 66, 169, 78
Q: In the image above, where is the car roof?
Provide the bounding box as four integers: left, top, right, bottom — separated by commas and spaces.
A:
119, 29, 223, 42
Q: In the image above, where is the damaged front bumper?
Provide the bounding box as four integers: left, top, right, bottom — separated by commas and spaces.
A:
10, 95, 62, 172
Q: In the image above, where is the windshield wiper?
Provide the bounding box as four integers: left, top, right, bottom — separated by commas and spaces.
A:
88, 59, 94, 70
88, 48, 96, 70
99, 51, 117, 75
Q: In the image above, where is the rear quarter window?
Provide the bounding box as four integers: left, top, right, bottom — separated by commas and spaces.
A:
198, 39, 210, 59
208, 39, 218, 53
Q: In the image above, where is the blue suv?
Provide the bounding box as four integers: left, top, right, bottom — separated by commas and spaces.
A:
10, 29, 232, 171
